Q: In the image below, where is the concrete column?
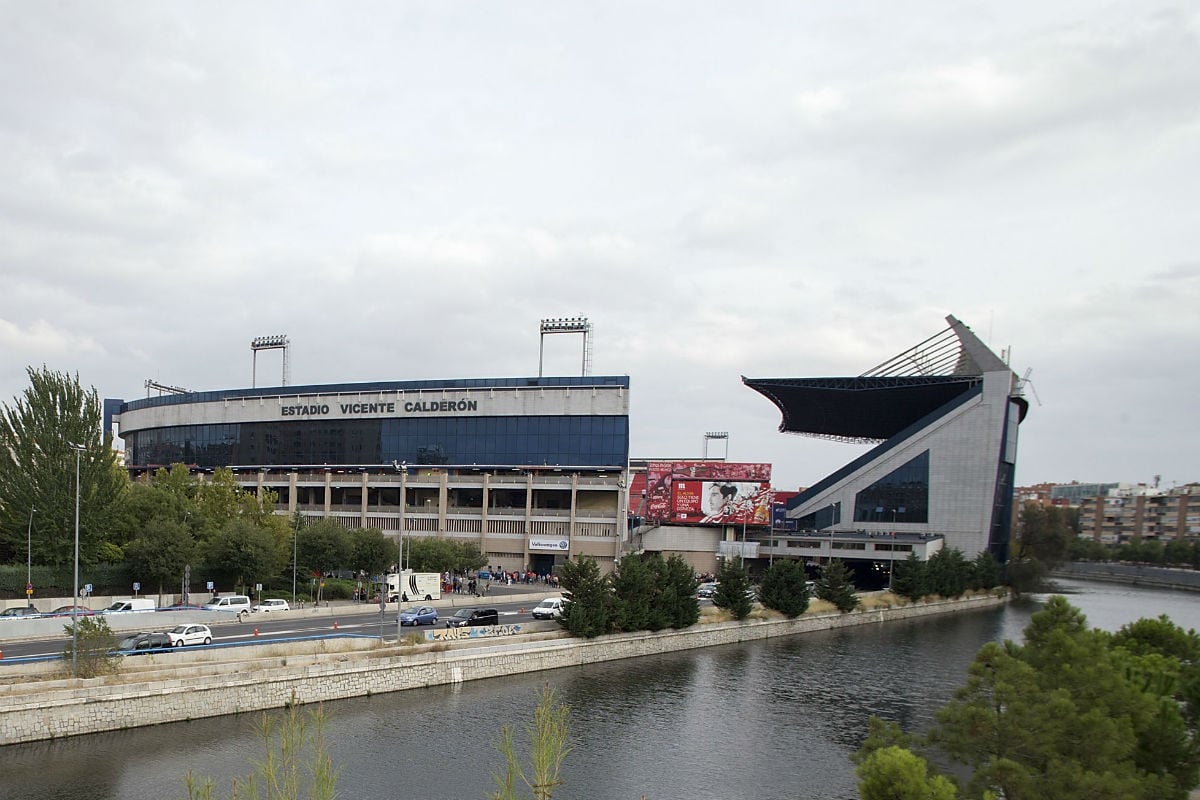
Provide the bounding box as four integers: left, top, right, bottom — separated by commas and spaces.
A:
438, 471, 448, 537
361, 472, 369, 527
324, 471, 332, 515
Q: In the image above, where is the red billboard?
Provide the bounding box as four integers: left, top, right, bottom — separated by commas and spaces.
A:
637, 462, 773, 526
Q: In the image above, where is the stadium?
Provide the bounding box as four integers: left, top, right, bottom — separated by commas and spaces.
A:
110, 374, 630, 576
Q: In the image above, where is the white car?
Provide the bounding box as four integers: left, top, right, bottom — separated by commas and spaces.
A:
531, 597, 565, 620
167, 623, 213, 647
253, 598, 290, 613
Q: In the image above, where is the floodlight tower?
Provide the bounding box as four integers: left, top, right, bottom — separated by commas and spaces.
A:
703, 431, 729, 460
251, 335, 290, 388
538, 317, 592, 378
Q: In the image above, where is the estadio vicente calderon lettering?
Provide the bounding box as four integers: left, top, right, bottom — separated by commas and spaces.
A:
280, 399, 480, 417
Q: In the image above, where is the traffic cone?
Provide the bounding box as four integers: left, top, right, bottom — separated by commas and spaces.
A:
253, 628, 259, 637
333, 620, 338, 630
0, 648, 4, 659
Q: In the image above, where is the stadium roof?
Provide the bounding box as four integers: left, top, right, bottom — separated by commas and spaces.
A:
743, 315, 1027, 444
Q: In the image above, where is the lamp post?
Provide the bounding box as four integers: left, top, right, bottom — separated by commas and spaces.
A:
888, 506, 906, 590
292, 513, 300, 605
68, 442, 86, 677
26, 506, 34, 606
392, 460, 407, 571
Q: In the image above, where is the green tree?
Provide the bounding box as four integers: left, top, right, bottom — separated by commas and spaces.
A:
1009, 502, 1077, 594
713, 556, 753, 620
124, 516, 195, 600
404, 536, 487, 574
928, 596, 1199, 800
926, 548, 970, 598
815, 559, 859, 612
206, 518, 283, 594
891, 553, 928, 601
348, 528, 399, 577
62, 615, 119, 678
969, 550, 1001, 591
856, 746, 958, 800
0, 366, 127, 567
296, 519, 352, 579
557, 555, 611, 638
758, 558, 810, 618
657, 553, 701, 629
609, 554, 662, 631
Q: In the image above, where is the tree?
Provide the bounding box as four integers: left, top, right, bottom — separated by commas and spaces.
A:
891, 553, 928, 602
969, 550, 1001, 591
1009, 502, 1077, 594
62, 615, 119, 679
713, 556, 753, 620
404, 536, 487, 574
927, 596, 1199, 800
124, 516, 195, 600
0, 366, 127, 567
926, 548, 970, 598
348, 528, 399, 577
856, 746, 958, 800
557, 555, 611, 638
296, 519, 352, 579
206, 518, 283, 594
609, 554, 663, 631
815, 559, 859, 612
758, 559, 810, 618
657, 553, 701, 629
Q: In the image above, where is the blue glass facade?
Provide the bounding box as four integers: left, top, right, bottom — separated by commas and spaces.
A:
124, 415, 629, 469
117, 376, 631, 470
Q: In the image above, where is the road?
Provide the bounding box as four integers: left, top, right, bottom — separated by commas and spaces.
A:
0, 598, 546, 661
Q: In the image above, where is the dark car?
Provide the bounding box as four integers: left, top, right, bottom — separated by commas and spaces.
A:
115, 632, 172, 652
0, 605, 42, 619
45, 605, 95, 617
444, 608, 499, 628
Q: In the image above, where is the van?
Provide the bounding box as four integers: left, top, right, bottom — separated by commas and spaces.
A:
100, 598, 156, 613
202, 595, 252, 615
531, 597, 565, 620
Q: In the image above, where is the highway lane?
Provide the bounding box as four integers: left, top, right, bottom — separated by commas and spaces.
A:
0, 600, 542, 661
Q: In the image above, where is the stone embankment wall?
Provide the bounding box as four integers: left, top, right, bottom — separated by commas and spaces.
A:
1053, 562, 1200, 591
0, 594, 1005, 746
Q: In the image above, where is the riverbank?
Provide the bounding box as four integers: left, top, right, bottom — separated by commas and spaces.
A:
1051, 561, 1200, 591
0, 592, 1006, 746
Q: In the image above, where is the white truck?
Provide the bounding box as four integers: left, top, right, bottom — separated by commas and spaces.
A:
99, 598, 157, 613
384, 572, 442, 602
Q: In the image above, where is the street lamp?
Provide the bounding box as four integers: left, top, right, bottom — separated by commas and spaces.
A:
26, 506, 34, 607
392, 460, 408, 571
888, 506, 906, 590
68, 442, 86, 677
292, 513, 301, 605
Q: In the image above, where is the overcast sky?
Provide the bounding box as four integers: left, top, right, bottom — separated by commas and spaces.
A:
1, 2, 1197, 492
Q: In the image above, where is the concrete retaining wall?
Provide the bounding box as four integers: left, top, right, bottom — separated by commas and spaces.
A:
0, 594, 1005, 746
1053, 562, 1200, 591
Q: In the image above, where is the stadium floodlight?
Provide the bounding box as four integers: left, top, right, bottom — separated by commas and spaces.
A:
538, 316, 592, 378
251, 334, 290, 388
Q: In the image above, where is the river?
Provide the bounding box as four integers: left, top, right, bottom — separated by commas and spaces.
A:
2, 579, 1198, 800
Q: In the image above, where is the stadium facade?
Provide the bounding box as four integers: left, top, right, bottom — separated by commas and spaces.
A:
743, 314, 1026, 562
111, 376, 630, 575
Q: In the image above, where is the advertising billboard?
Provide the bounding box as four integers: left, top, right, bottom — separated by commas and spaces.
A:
638, 462, 773, 526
